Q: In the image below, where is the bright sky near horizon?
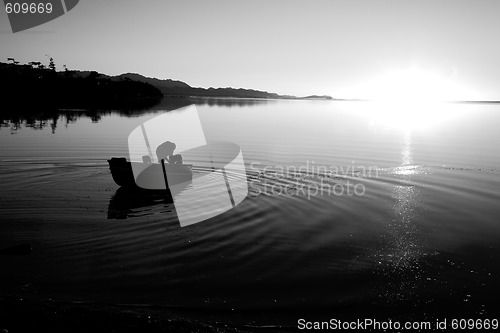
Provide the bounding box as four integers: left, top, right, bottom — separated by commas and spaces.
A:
1, 0, 500, 100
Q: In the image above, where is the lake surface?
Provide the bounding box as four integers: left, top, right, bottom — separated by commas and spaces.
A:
1, 98, 499, 327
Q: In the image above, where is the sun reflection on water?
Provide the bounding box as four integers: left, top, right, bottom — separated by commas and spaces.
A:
377, 132, 426, 303
394, 133, 418, 176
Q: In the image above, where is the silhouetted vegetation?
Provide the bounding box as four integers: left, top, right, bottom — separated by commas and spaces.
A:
0, 60, 163, 113
0, 58, 333, 117
0, 58, 334, 134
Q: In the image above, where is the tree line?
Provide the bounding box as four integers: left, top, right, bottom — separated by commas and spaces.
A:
0, 58, 163, 113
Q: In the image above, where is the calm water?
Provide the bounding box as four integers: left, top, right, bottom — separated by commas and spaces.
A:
1, 99, 500, 326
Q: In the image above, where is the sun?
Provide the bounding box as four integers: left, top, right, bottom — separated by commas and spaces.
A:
351, 67, 471, 103
343, 67, 475, 130
374, 69, 444, 102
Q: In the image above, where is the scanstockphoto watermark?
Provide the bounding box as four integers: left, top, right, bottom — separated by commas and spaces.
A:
249, 161, 380, 199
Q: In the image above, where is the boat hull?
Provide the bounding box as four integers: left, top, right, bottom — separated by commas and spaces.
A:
107, 157, 192, 189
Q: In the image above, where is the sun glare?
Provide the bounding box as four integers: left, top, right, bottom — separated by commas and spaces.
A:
372, 69, 463, 103
341, 68, 474, 131
367, 100, 465, 131
365, 68, 468, 103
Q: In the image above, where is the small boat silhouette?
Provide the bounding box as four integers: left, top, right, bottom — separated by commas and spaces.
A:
108, 105, 248, 226
107, 157, 192, 189
108, 141, 242, 190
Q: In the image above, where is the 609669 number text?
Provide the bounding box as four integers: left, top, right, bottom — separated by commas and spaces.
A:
5, 2, 53, 14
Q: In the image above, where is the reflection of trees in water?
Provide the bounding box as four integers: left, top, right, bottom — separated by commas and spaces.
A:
191, 97, 276, 108
1, 112, 59, 133
1, 97, 274, 133
2, 114, 57, 133
1, 110, 107, 133
0, 97, 188, 133
50, 115, 58, 134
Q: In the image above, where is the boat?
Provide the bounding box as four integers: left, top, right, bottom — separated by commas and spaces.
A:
108, 141, 244, 191
107, 106, 249, 226
107, 141, 249, 226
107, 157, 193, 189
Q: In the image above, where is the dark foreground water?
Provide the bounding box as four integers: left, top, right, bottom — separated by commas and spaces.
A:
1, 98, 499, 328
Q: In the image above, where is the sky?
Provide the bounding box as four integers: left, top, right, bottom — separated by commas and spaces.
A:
1, 0, 500, 100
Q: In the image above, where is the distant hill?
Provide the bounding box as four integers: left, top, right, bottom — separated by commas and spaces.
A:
116, 73, 191, 93
13, 65, 334, 100
116, 73, 332, 100
302, 95, 334, 100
